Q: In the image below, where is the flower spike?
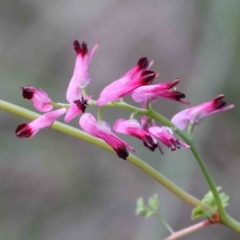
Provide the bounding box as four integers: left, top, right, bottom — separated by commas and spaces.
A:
66, 40, 99, 103
21, 86, 53, 112
148, 126, 190, 151
79, 113, 134, 160
171, 94, 234, 130
132, 78, 190, 104
15, 108, 66, 138
113, 118, 158, 151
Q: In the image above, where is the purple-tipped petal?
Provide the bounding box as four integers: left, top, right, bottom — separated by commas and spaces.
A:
21, 86, 53, 112
79, 113, 134, 160
16, 108, 66, 138
132, 79, 189, 104
171, 95, 234, 130
97, 70, 158, 106
64, 97, 88, 123
113, 118, 158, 151
148, 126, 190, 151
66, 40, 99, 103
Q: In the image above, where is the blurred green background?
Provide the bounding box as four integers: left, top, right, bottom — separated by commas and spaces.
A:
0, 0, 240, 239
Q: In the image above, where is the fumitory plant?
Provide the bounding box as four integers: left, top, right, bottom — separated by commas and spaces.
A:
0, 39, 239, 239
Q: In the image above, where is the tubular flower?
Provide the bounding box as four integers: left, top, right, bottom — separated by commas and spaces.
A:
66, 40, 99, 103
140, 102, 164, 154
21, 86, 53, 112
171, 94, 234, 130
97, 57, 157, 106
64, 96, 90, 123
131, 78, 190, 104
79, 113, 134, 160
97, 57, 152, 103
148, 126, 190, 151
15, 108, 66, 138
113, 118, 158, 151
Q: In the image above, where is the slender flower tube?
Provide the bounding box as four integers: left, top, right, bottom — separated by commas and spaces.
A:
64, 97, 90, 123
97, 57, 159, 106
79, 113, 134, 160
15, 108, 66, 138
21, 86, 53, 112
113, 118, 158, 151
66, 40, 99, 103
97, 70, 158, 106
131, 78, 190, 104
140, 102, 164, 154
97, 57, 153, 103
148, 126, 190, 151
171, 94, 234, 130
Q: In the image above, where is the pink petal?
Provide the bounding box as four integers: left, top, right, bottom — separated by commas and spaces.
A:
171, 95, 234, 130
113, 118, 158, 152
66, 40, 98, 103
22, 86, 53, 112
132, 79, 189, 104
16, 108, 66, 138
64, 98, 89, 123
97, 58, 151, 104
79, 113, 134, 160
64, 103, 82, 123
148, 126, 189, 151
97, 70, 157, 106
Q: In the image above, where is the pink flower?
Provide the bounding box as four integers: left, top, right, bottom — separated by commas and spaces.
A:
98, 57, 153, 102
21, 86, 53, 112
132, 78, 190, 104
64, 97, 90, 123
171, 94, 234, 130
140, 102, 164, 154
79, 113, 134, 160
113, 118, 158, 151
15, 108, 66, 138
97, 57, 158, 106
66, 40, 99, 103
148, 126, 190, 151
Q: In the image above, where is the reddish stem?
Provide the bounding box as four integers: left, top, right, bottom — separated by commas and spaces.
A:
164, 220, 212, 240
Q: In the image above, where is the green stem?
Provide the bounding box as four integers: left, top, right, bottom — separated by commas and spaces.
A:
0, 99, 199, 208
148, 110, 226, 219
97, 107, 104, 121
187, 123, 194, 139
223, 214, 240, 234
155, 213, 174, 234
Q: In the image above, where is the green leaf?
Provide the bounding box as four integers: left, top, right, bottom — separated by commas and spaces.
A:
191, 204, 204, 220
191, 187, 229, 220
136, 197, 145, 215
136, 194, 160, 218
148, 194, 159, 211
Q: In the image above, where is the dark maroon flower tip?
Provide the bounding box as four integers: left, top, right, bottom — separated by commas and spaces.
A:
115, 147, 129, 160
73, 40, 88, 56
213, 96, 227, 109
169, 139, 180, 151
171, 91, 186, 100
137, 57, 149, 69
141, 70, 156, 84
143, 135, 158, 151
21, 86, 34, 100
15, 124, 32, 138
74, 97, 88, 113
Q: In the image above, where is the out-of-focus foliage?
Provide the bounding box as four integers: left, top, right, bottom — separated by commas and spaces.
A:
191, 187, 229, 220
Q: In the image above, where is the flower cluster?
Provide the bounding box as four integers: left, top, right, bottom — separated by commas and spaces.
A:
15, 40, 234, 160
